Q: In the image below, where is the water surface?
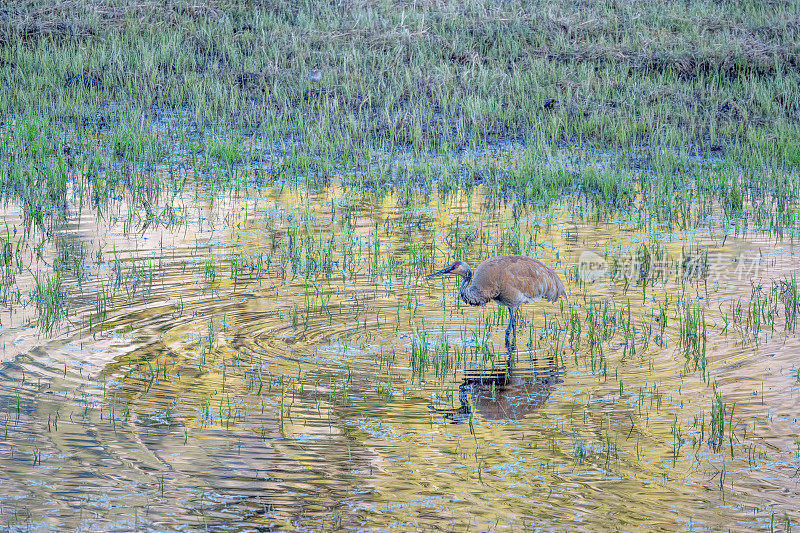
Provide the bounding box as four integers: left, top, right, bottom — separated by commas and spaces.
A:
0, 169, 799, 531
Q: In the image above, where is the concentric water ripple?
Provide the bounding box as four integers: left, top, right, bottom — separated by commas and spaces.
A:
0, 182, 798, 531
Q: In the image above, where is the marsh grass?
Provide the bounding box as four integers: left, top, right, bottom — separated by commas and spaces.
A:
2, 0, 800, 161
30, 269, 65, 335
208, 139, 244, 164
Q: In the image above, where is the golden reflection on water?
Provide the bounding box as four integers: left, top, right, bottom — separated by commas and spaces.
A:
0, 180, 799, 531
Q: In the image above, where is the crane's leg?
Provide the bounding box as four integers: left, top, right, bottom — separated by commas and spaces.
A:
511, 309, 517, 348
505, 343, 516, 370
505, 307, 517, 350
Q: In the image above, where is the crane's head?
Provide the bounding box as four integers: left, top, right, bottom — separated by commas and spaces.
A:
427, 260, 470, 279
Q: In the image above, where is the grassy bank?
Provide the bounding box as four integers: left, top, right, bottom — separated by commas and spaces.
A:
2, 0, 799, 159
0, 0, 798, 245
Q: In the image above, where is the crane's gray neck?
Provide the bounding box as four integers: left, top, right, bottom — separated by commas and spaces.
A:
458, 265, 486, 306
459, 265, 472, 294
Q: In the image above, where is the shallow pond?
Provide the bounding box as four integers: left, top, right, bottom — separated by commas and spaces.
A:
0, 171, 799, 531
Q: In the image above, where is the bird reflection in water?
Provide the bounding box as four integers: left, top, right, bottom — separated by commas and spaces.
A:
431, 349, 562, 423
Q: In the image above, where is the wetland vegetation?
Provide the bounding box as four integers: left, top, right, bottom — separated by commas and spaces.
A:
1, 0, 800, 530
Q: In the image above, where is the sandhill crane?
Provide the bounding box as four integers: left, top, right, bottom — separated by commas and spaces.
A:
428, 255, 567, 349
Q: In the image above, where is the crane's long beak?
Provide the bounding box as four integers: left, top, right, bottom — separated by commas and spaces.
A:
427, 266, 453, 278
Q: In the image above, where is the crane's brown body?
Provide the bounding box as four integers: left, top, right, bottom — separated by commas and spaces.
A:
428, 255, 567, 348
464, 255, 567, 306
